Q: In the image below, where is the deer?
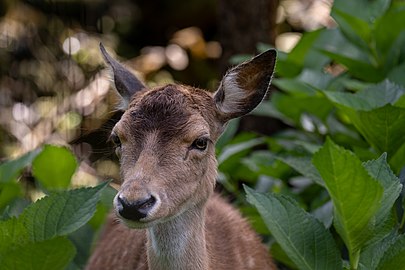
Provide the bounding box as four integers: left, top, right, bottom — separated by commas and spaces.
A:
86, 43, 277, 270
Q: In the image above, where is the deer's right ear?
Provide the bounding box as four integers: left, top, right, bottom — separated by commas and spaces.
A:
100, 43, 145, 109
214, 49, 276, 122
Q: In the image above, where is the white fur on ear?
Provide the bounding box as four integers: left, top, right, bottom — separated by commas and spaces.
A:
214, 49, 277, 121
216, 71, 247, 114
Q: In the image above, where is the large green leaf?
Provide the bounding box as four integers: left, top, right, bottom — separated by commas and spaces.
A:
1, 237, 75, 270
324, 83, 405, 172
32, 145, 78, 190
21, 182, 109, 241
0, 183, 108, 269
245, 186, 342, 270
312, 139, 383, 262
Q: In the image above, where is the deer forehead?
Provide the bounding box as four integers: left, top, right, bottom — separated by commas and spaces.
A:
115, 84, 217, 145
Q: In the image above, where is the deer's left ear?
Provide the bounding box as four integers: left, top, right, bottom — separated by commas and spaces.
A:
100, 43, 145, 109
214, 49, 277, 121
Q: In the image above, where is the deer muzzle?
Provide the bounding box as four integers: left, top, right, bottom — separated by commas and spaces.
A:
115, 193, 157, 221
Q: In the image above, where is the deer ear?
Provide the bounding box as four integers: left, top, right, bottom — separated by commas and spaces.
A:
100, 43, 145, 109
214, 49, 277, 121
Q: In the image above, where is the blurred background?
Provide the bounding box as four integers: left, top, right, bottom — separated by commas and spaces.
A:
0, 0, 334, 190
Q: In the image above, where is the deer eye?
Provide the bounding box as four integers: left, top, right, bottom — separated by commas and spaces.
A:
110, 132, 122, 158
110, 132, 121, 147
191, 137, 208, 151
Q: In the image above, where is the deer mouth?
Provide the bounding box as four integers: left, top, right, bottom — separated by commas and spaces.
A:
114, 192, 162, 228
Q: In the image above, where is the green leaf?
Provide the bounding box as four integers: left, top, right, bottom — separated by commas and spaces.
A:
363, 153, 402, 226
245, 186, 342, 270
273, 78, 317, 97
270, 242, 298, 269
298, 69, 333, 90
252, 101, 295, 126
68, 225, 94, 269
333, 0, 390, 22
346, 105, 405, 172
217, 137, 264, 165
324, 80, 405, 111
390, 143, 405, 174
362, 154, 402, 246
388, 61, 405, 88
0, 217, 29, 254
21, 182, 109, 241
312, 138, 383, 261
359, 231, 398, 270
325, 86, 405, 172
1, 237, 75, 270
274, 69, 333, 98
320, 50, 384, 82
216, 118, 240, 151
0, 182, 22, 210
32, 145, 77, 190
374, 8, 405, 57
382, 32, 405, 73
272, 92, 333, 124
276, 156, 324, 186
332, 8, 371, 50
0, 149, 41, 183
241, 151, 291, 180
377, 234, 405, 270
88, 185, 117, 230
276, 28, 343, 77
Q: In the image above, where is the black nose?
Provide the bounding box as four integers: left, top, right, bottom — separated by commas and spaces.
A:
116, 194, 157, 221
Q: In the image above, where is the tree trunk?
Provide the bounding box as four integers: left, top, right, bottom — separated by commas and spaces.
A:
218, 0, 279, 73
218, 0, 285, 135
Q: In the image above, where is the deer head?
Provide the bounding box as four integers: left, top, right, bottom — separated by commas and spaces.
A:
100, 43, 276, 229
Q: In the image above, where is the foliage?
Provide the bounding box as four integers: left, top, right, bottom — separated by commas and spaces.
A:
1, 1, 405, 269
0, 145, 114, 270
219, 0, 405, 269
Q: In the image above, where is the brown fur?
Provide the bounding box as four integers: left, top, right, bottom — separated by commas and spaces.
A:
87, 195, 275, 270
87, 45, 277, 270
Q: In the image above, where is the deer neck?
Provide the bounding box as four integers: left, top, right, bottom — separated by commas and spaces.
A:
146, 204, 208, 270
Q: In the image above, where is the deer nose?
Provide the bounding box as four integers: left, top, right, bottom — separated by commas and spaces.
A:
116, 194, 157, 221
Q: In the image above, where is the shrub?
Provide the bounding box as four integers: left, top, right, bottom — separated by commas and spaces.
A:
0, 145, 114, 270
219, 0, 405, 269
